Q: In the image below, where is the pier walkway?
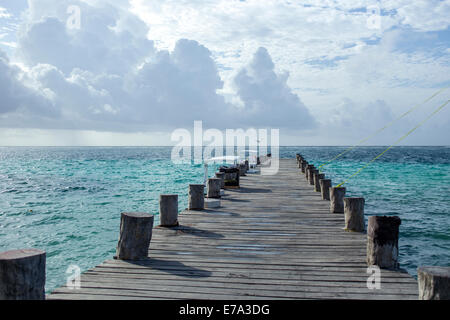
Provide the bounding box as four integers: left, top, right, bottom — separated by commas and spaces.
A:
48, 159, 418, 300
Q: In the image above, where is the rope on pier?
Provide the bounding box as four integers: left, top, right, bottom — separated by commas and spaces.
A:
336, 99, 450, 187
318, 87, 449, 172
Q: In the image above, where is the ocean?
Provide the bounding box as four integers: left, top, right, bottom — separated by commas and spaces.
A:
0, 146, 448, 293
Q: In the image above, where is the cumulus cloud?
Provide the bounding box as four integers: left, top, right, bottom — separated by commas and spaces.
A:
0, 0, 317, 134
0, 49, 55, 116
234, 47, 316, 129
1, 0, 448, 145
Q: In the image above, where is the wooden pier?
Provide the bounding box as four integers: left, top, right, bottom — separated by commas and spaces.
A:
48, 159, 418, 300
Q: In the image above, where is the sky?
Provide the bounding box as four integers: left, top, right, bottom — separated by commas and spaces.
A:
0, 0, 449, 146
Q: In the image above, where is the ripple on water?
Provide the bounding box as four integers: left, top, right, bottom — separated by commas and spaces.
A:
0, 146, 448, 292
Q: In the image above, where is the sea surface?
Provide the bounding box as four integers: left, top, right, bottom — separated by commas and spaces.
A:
0, 146, 448, 293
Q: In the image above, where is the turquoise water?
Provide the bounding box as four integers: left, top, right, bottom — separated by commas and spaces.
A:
0, 146, 449, 293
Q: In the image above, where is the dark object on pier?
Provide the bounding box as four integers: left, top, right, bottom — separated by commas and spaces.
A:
418, 266, 450, 300
314, 173, 325, 192
215, 172, 225, 188
116, 212, 154, 260
319, 179, 332, 200
188, 184, 205, 210
344, 197, 365, 232
305, 165, 315, 181
159, 194, 179, 227
219, 166, 240, 188
330, 187, 346, 213
0, 249, 46, 300
367, 216, 401, 269
309, 169, 318, 185
207, 178, 222, 198
238, 163, 247, 176
301, 160, 307, 173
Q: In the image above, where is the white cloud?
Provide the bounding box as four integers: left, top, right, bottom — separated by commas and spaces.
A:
233, 47, 316, 129
0, 7, 12, 19
0, 49, 55, 115
0, 0, 449, 145
0, 0, 315, 135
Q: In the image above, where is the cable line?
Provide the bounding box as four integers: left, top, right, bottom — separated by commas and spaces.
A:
318, 87, 449, 171
336, 99, 450, 187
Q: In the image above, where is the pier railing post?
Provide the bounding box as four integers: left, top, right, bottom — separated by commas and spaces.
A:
418, 266, 450, 300
314, 173, 325, 192
306, 165, 314, 181
188, 184, 205, 210
301, 161, 307, 173
309, 169, 318, 185
207, 178, 221, 198
329, 187, 346, 213
0, 249, 46, 300
367, 216, 401, 269
319, 179, 332, 200
344, 197, 365, 232
215, 172, 225, 189
115, 212, 154, 260
238, 163, 247, 176
159, 194, 179, 227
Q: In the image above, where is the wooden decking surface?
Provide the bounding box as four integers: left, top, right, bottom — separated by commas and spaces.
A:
48, 159, 418, 300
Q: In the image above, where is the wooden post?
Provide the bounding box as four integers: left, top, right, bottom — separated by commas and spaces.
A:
159, 194, 179, 227
418, 266, 450, 300
309, 169, 318, 185
300, 160, 308, 173
301, 161, 307, 173
305, 166, 310, 180
319, 179, 332, 200
367, 216, 401, 269
188, 184, 204, 210
115, 212, 154, 260
330, 187, 346, 213
344, 197, 365, 232
215, 172, 225, 189
0, 249, 46, 300
314, 173, 325, 192
238, 163, 247, 176
305, 165, 314, 181
207, 178, 221, 198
